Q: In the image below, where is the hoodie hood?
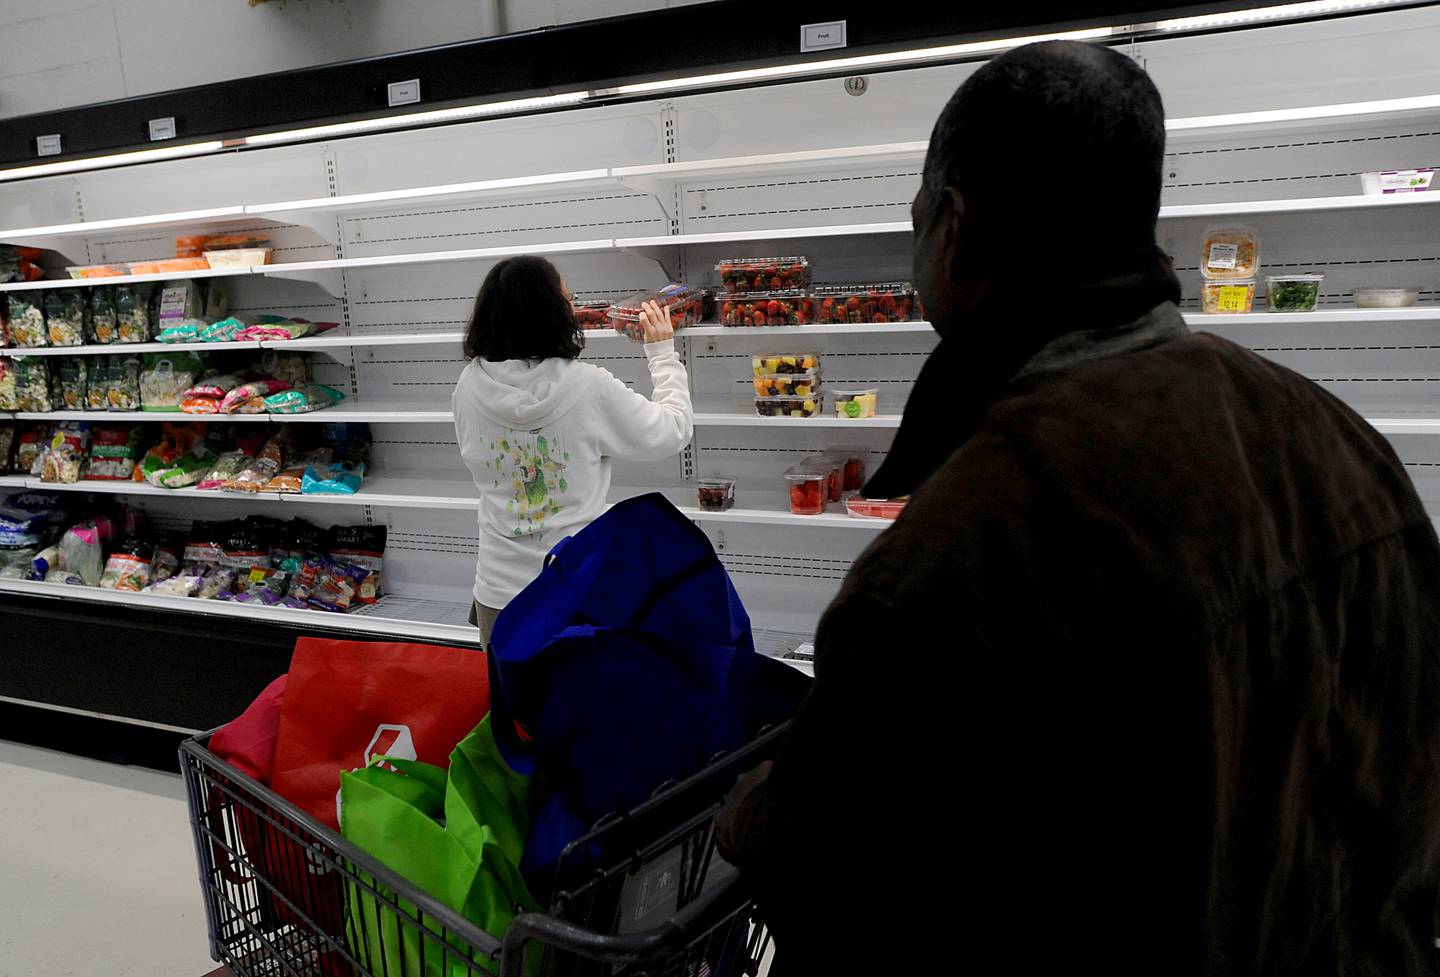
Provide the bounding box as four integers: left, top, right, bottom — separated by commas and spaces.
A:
456, 357, 597, 430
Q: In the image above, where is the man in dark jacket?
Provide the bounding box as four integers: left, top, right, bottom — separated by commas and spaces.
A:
717, 41, 1440, 976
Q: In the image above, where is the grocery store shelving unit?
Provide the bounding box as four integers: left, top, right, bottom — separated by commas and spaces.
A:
3, 3, 1440, 730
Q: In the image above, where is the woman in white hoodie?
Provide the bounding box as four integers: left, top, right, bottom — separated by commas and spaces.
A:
452, 255, 694, 647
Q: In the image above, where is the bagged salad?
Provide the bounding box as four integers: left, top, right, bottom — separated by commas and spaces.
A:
57, 358, 88, 411
106, 355, 143, 411
14, 358, 52, 412
139, 422, 217, 488
90, 287, 118, 344
114, 284, 155, 343
88, 425, 144, 480
265, 384, 345, 415
140, 351, 205, 411
7, 295, 46, 348
44, 291, 86, 347
39, 422, 90, 483
0, 359, 16, 411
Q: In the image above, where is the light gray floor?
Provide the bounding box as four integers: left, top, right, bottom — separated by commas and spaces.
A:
0, 740, 216, 977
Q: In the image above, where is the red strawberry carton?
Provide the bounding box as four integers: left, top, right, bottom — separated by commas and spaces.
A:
813, 282, 917, 324
720, 290, 815, 327
716, 256, 811, 293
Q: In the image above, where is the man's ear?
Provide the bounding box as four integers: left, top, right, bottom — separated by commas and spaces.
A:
941, 186, 966, 283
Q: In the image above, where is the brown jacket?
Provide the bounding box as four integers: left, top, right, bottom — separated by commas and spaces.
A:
723, 303, 1440, 976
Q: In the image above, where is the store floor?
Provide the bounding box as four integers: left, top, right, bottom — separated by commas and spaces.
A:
0, 739, 215, 977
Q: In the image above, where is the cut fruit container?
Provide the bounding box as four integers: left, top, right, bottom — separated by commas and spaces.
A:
845, 496, 908, 520
751, 353, 819, 376
785, 465, 827, 515
833, 388, 878, 418
755, 396, 822, 418
696, 477, 736, 512
753, 371, 821, 398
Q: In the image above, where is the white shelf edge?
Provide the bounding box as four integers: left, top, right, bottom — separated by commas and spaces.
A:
2, 340, 266, 357
245, 168, 614, 217
1185, 307, 1440, 325
0, 206, 249, 243
0, 266, 257, 294
1159, 192, 1440, 219
12, 410, 273, 422
693, 411, 902, 428
264, 238, 617, 274
678, 505, 887, 530
0, 577, 479, 645
682, 321, 934, 337
617, 222, 913, 249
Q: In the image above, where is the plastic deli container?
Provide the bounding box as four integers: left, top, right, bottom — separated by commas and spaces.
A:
572, 300, 612, 330
804, 455, 844, 503
813, 283, 918, 324
696, 477, 736, 512
785, 465, 827, 515
1354, 287, 1421, 308
824, 447, 867, 492
1266, 274, 1324, 312
1201, 228, 1260, 281
608, 283, 702, 340
1201, 280, 1257, 314
755, 396, 821, 418
751, 353, 819, 376
719, 291, 815, 327
205, 248, 272, 268
128, 257, 211, 275
67, 264, 128, 279
845, 496, 908, 520
1360, 168, 1435, 194
716, 256, 811, 293
833, 388, 878, 418
753, 371, 821, 398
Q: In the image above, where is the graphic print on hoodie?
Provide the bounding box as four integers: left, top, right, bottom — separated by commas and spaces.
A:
453, 340, 693, 608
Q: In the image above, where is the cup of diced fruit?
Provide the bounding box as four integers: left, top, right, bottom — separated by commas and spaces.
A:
823, 446, 867, 492
813, 283, 917, 324
753, 371, 821, 398
716, 256, 811, 293
697, 477, 736, 512
755, 396, 821, 418
804, 454, 844, 503
752, 353, 819, 376
833, 389, 878, 418
720, 291, 815, 327
785, 465, 827, 515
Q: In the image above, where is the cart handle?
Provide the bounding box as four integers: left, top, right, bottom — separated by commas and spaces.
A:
499, 871, 748, 977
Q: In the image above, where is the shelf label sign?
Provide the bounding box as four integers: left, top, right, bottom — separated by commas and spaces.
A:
1215, 285, 1251, 312
802, 20, 847, 52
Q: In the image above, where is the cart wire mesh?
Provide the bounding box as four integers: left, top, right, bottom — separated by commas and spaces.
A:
181, 723, 787, 977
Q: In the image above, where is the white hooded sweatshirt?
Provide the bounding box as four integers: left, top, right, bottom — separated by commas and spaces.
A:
453, 340, 693, 609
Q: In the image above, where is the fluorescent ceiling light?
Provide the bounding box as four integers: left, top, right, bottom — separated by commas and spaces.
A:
1168, 91, 1440, 130
610, 27, 1118, 96
241, 91, 589, 147
0, 140, 226, 183
1156, 0, 1403, 31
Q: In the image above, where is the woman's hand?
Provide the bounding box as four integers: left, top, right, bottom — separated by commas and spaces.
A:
638, 300, 674, 344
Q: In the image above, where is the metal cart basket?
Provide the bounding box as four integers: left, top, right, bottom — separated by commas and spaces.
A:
181, 722, 786, 977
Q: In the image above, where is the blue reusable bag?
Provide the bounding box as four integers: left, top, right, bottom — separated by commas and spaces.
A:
488, 494, 810, 896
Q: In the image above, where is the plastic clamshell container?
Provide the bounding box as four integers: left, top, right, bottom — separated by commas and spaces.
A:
608, 283, 702, 340
823, 446, 867, 492
1353, 287, 1421, 308
128, 257, 211, 275
833, 388, 878, 418
1201, 228, 1260, 281
804, 454, 844, 503
67, 264, 128, 279
1360, 168, 1435, 194
1201, 280, 1257, 314
784, 465, 827, 515
813, 283, 918, 324
716, 256, 811, 293
753, 371, 821, 398
755, 396, 822, 418
845, 496, 908, 520
696, 477, 736, 512
572, 300, 612, 330
1266, 274, 1324, 312
751, 353, 819, 376
719, 290, 815, 327
205, 248, 272, 268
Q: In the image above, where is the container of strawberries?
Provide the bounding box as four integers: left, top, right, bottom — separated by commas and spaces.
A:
813, 283, 918, 324
716, 256, 811, 293
608, 283, 702, 340
720, 290, 815, 327
572, 300, 613, 330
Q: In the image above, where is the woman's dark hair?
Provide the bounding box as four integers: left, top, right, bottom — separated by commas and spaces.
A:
462, 255, 585, 361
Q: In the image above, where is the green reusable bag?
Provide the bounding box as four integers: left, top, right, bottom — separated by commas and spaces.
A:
340, 716, 540, 976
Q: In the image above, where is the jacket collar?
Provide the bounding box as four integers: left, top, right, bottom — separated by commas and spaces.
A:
863, 249, 1184, 499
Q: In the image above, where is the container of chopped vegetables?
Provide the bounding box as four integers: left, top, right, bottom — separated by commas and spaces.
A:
1266, 274, 1324, 312
720, 291, 815, 327
1201, 227, 1260, 281
813, 283, 917, 324
716, 256, 811, 293
1200, 280, 1257, 314
607, 283, 702, 340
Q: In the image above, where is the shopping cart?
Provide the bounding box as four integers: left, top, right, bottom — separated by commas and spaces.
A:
181, 722, 786, 977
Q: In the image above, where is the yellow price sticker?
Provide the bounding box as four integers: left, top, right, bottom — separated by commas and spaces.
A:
1216, 285, 1251, 313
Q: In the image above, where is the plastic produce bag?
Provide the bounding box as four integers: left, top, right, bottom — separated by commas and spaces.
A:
90, 287, 118, 344
44, 291, 86, 347
88, 425, 143, 480
39, 423, 90, 483
85, 359, 110, 410
0, 359, 17, 411
200, 316, 245, 343
57, 359, 88, 411
302, 460, 365, 496
139, 422, 216, 489
220, 378, 290, 413
100, 538, 154, 592
140, 351, 204, 411
14, 358, 52, 412
265, 384, 345, 415
59, 522, 104, 586
254, 350, 311, 388
107, 356, 142, 411
7, 295, 47, 348
114, 284, 155, 343
155, 319, 202, 344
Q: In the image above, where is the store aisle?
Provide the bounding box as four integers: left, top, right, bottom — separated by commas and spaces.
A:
0, 740, 215, 977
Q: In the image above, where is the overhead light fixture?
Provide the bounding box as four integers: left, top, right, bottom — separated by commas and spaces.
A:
241, 91, 590, 147
1155, 0, 1405, 32
0, 140, 227, 183
608, 26, 1118, 97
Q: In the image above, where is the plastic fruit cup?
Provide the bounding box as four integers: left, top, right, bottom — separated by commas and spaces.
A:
1200, 280, 1257, 314
833, 389, 878, 418
752, 353, 820, 376
755, 396, 821, 418
785, 467, 827, 515
753, 371, 821, 398
696, 477, 736, 512
824, 447, 867, 492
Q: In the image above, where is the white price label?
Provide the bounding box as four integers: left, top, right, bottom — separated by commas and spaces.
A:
1206, 242, 1239, 270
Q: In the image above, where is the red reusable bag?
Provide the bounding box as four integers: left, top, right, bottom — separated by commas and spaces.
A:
270, 637, 491, 830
